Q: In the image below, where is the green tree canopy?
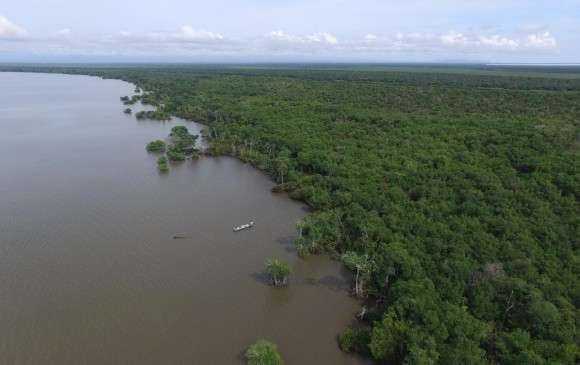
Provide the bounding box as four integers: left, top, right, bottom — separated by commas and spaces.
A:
245, 340, 283, 365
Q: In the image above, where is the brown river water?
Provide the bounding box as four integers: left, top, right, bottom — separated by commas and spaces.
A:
0, 73, 369, 365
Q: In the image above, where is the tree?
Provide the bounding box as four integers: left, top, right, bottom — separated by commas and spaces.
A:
275, 148, 291, 184
167, 147, 186, 161
341, 251, 370, 297
157, 156, 169, 173
370, 313, 410, 362
146, 140, 166, 152
371, 242, 420, 291
170, 125, 189, 137
338, 327, 371, 354
265, 259, 291, 286
295, 220, 307, 258
527, 297, 560, 337
496, 329, 544, 365
135, 110, 146, 120
169, 126, 198, 152
245, 340, 283, 365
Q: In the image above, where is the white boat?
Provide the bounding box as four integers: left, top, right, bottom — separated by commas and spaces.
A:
233, 221, 255, 232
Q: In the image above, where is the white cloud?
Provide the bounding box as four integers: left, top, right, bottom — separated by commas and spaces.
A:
264, 30, 338, 45
103, 28, 558, 57
0, 22, 561, 61
112, 26, 225, 44
110, 27, 235, 56
437, 31, 555, 51
478, 34, 519, 49
0, 15, 27, 39
256, 30, 340, 53
264, 30, 302, 43
174, 26, 224, 42
525, 31, 556, 48
306, 32, 338, 45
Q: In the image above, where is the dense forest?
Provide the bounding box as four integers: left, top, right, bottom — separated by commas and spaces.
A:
2, 64, 578, 364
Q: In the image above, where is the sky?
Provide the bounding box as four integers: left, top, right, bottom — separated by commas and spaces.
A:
1, 0, 579, 63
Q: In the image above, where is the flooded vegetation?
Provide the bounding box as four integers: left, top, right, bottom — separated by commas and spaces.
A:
0, 72, 366, 365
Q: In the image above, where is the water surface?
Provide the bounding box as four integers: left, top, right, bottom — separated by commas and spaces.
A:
0, 73, 365, 365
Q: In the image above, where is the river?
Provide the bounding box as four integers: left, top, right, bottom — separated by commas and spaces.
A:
0, 72, 367, 365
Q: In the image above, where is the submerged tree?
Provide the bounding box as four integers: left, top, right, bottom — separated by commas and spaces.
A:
265, 259, 291, 286
121, 94, 141, 105
245, 340, 283, 365
135, 111, 146, 120
135, 109, 170, 121
167, 147, 186, 161
157, 156, 169, 173
295, 220, 310, 258
170, 125, 189, 136
170, 125, 198, 151
146, 140, 166, 152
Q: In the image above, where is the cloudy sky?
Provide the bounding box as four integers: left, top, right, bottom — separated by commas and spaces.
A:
1, 0, 579, 62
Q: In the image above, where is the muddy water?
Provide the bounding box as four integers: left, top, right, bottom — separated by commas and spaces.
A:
0, 73, 367, 365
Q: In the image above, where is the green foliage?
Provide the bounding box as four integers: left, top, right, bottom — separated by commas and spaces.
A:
370, 313, 411, 362
295, 243, 310, 258
5, 64, 579, 365
146, 140, 165, 152
121, 94, 141, 105
147, 126, 199, 171
135, 109, 171, 120
341, 251, 370, 297
171, 126, 189, 136
166, 147, 186, 161
245, 340, 283, 365
338, 327, 371, 354
265, 258, 291, 286
123, 108, 132, 114
157, 156, 169, 173
170, 125, 198, 151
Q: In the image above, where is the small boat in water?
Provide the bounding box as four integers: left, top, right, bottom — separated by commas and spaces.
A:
233, 221, 255, 232
173, 234, 191, 239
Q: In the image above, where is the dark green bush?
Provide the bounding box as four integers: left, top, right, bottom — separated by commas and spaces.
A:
338, 327, 371, 354
146, 140, 165, 152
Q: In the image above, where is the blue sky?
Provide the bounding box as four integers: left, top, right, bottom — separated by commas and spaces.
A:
1, 0, 579, 62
